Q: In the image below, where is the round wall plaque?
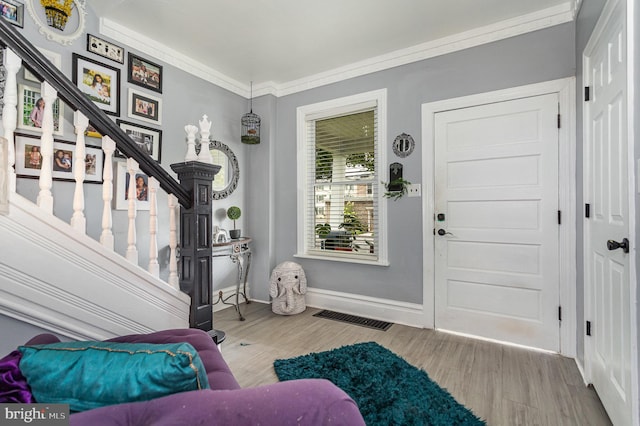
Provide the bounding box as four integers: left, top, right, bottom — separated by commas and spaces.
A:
392, 133, 415, 158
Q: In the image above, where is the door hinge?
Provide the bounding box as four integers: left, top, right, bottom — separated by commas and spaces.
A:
558, 306, 562, 321
586, 320, 591, 336
585, 86, 590, 101
585, 203, 590, 218
557, 113, 561, 128
557, 210, 562, 225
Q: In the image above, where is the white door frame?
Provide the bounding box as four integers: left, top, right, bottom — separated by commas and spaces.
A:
582, 0, 638, 423
421, 77, 577, 356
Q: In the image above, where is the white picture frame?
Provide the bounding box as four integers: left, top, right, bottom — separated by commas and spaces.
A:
114, 161, 150, 211
17, 84, 64, 136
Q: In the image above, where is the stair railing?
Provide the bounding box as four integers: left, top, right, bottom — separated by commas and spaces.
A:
0, 19, 189, 288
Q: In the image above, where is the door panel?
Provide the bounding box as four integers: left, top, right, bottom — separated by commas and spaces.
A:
434, 93, 559, 351
584, 0, 632, 424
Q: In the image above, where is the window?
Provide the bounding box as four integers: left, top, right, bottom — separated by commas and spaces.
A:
296, 89, 388, 265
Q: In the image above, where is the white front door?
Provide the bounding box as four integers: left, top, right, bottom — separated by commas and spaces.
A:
584, 0, 634, 424
434, 93, 560, 351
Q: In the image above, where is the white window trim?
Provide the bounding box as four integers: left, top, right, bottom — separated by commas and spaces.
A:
295, 88, 388, 266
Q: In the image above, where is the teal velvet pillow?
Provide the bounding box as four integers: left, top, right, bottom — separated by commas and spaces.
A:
18, 341, 210, 412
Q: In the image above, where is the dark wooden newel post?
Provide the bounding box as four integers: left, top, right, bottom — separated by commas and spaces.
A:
171, 161, 220, 331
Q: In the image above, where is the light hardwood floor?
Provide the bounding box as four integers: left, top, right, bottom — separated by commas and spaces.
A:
214, 302, 611, 426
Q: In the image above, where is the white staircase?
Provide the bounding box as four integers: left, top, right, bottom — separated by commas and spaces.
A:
0, 190, 190, 341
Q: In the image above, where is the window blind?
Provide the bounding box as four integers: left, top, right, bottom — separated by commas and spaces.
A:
305, 109, 378, 260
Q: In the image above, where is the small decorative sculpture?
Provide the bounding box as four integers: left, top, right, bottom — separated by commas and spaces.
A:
184, 124, 198, 162
213, 226, 229, 243
197, 114, 213, 163
269, 261, 307, 315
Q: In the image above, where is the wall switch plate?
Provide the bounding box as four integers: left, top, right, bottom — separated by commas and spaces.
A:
407, 184, 421, 197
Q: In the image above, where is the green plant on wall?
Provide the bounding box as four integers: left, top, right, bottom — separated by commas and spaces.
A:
383, 178, 411, 201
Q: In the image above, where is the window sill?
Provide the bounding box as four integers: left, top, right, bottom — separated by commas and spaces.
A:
294, 252, 390, 266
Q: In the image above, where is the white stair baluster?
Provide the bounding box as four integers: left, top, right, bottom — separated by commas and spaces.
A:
126, 157, 139, 264
71, 111, 88, 232
168, 193, 179, 289
0, 137, 8, 214
2, 48, 21, 192
37, 82, 56, 214
100, 136, 115, 250
148, 176, 159, 277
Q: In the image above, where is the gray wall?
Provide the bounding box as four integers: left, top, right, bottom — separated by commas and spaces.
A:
0, 314, 69, 355
271, 23, 575, 303
574, 0, 606, 369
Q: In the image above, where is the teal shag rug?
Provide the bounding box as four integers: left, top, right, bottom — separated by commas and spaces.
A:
274, 342, 485, 426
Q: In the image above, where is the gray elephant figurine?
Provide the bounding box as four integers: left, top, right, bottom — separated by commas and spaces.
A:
269, 261, 307, 315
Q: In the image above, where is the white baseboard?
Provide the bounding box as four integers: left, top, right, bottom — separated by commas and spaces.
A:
305, 287, 425, 328
573, 357, 589, 386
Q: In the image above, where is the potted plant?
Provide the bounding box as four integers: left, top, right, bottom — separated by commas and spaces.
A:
383, 178, 411, 201
227, 206, 242, 239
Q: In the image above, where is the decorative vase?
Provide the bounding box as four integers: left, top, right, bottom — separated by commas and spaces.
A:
229, 229, 241, 239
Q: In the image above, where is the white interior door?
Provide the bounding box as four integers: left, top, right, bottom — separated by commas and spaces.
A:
434, 93, 560, 351
584, 0, 633, 424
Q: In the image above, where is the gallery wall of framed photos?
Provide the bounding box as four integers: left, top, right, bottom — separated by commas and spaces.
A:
9, 0, 169, 197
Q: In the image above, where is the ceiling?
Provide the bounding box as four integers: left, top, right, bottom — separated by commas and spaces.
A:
86, 0, 578, 96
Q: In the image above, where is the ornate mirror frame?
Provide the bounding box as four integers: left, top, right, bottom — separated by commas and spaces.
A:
209, 140, 239, 200
25, 0, 87, 45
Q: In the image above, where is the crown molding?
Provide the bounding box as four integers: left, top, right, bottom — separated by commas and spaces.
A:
99, 18, 249, 97
100, 2, 574, 99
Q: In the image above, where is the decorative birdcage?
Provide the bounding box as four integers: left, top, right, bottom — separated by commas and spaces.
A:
241, 82, 260, 144
40, 0, 74, 31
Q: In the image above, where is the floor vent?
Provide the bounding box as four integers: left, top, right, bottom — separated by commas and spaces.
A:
313, 310, 393, 331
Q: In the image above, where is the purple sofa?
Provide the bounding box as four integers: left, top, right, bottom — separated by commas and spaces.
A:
6, 329, 366, 426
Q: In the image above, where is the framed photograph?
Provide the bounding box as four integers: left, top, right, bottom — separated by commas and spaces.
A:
24, 47, 61, 82
128, 53, 162, 93
117, 119, 162, 163
87, 34, 124, 64
14, 132, 104, 183
17, 84, 64, 136
0, 0, 24, 28
114, 161, 150, 210
127, 88, 162, 125
72, 53, 121, 116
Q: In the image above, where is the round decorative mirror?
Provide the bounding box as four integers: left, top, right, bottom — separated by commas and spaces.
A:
209, 140, 239, 200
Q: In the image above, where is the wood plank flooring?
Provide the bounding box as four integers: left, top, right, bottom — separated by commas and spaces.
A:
214, 302, 611, 426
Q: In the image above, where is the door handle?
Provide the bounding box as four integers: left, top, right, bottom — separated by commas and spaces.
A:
607, 238, 629, 253
437, 229, 454, 236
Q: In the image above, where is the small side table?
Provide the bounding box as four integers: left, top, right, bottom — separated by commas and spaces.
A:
212, 237, 252, 320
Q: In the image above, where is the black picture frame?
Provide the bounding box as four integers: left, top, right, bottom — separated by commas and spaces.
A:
128, 53, 163, 93
127, 88, 162, 125
0, 0, 24, 28
117, 119, 162, 163
14, 132, 104, 183
72, 53, 121, 116
87, 34, 125, 64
